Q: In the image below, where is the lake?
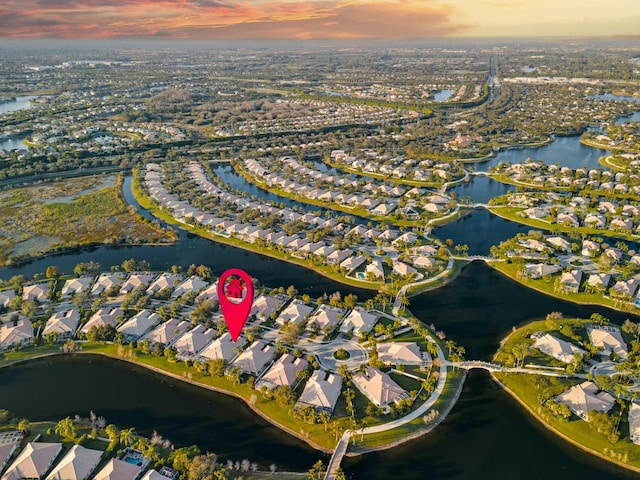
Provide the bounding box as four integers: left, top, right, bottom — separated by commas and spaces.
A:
0, 96, 35, 115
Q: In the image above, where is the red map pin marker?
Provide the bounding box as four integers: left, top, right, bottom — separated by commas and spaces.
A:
217, 268, 254, 342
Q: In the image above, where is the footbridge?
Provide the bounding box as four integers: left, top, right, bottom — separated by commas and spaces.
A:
324, 432, 350, 480
449, 361, 580, 378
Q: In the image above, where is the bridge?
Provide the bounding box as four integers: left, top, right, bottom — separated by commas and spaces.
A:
324, 431, 350, 480
449, 360, 579, 378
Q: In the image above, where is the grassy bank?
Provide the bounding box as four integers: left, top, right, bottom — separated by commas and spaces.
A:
493, 319, 640, 472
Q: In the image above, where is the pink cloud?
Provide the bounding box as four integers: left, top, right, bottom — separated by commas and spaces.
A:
0, 0, 468, 39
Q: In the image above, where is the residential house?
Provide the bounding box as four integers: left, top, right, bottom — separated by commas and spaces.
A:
523, 263, 562, 279
555, 381, 615, 421
365, 260, 385, 281
295, 370, 343, 415
22, 283, 49, 302
81, 307, 124, 334
275, 300, 314, 326
352, 367, 408, 410
629, 403, 640, 445
256, 353, 308, 390
376, 342, 424, 365
120, 272, 156, 294
2, 442, 62, 480
147, 273, 185, 295
307, 305, 345, 332
559, 270, 582, 293
196, 282, 219, 302
340, 255, 366, 273
171, 277, 210, 298
588, 326, 628, 359
547, 236, 571, 253
0, 290, 16, 308
91, 273, 124, 295
117, 310, 161, 341
45, 445, 102, 480
586, 274, 610, 292
0, 443, 18, 474
612, 278, 640, 298
93, 458, 141, 480
251, 295, 285, 322
532, 332, 586, 363
60, 277, 94, 299
142, 318, 190, 346
198, 332, 247, 363
42, 308, 80, 339
0, 319, 33, 351
339, 308, 378, 336
231, 341, 275, 376
173, 325, 216, 356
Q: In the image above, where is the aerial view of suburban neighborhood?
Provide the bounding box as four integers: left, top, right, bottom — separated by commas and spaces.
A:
1, 2, 640, 480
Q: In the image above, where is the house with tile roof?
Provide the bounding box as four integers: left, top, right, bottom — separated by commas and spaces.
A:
42, 308, 80, 339
0, 319, 33, 351
44, 445, 102, 480
2, 442, 62, 480
295, 370, 342, 415
198, 332, 247, 363
352, 367, 408, 410
555, 381, 614, 421
92, 458, 141, 480
142, 318, 190, 346
81, 307, 124, 334
339, 308, 378, 336
256, 353, 308, 390
60, 277, 94, 299
231, 341, 275, 376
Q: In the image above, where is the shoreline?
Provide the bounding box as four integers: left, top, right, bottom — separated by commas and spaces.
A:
0, 349, 460, 458
490, 372, 640, 474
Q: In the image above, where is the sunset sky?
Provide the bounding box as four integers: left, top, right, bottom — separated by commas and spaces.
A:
0, 0, 638, 40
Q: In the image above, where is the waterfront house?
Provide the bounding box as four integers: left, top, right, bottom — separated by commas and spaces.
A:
612, 278, 640, 298
295, 370, 342, 415
196, 282, 218, 302
173, 325, 216, 356
0, 443, 18, 474
581, 240, 601, 257
93, 458, 141, 480
60, 277, 94, 299
231, 340, 275, 376
142, 318, 190, 346
340, 255, 366, 273
22, 283, 49, 302
392, 261, 417, 277
275, 300, 314, 326
532, 332, 586, 363
523, 263, 562, 279
120, 272, 156, 294
171, 276, 210, 298
559, 270, 582, 293
376, 342, 423, 365
555, 381, 615, 421
339, 308, 378, 336
146, 273, 185, 296
629, 403, 640, 445
586, 273, 611, 292
0, 319, 33, 351
42, 308, 80, 339
3, 442, 62, 480
256, 353, 308, 390
117, 310, 161, 341
198, 332, 247, 363
0, 290, 15, 308
81, 307, 124, 334
352, 367, 408, 410
45, 445, 102, 480
327, 249, 353, 265
587, 325, 628, 359
365, 260, 385, 281
91, 273, 124, 295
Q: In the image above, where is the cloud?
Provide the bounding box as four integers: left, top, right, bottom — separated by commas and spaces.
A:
0, 0, 468, 40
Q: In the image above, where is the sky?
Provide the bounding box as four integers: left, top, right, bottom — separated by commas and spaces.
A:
0, 0, 639, 41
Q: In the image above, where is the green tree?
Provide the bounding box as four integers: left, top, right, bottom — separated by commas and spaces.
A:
55, 417, 76, 439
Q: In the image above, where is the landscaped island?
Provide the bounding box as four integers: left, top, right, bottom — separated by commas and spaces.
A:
494, 314, 640, 471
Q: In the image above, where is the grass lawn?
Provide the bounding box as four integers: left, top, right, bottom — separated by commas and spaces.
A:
494, 318, 640, 470
349, 368, 465, 453
490, 261, 640, 314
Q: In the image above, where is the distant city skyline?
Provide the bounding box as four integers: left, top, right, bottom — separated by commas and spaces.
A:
0, 0, 638, 40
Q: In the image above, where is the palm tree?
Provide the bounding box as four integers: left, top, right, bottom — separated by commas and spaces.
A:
120, 427, 136, 447
445, 340, 456, 357
17, 419, 29, 434
55, 417, 76, 439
